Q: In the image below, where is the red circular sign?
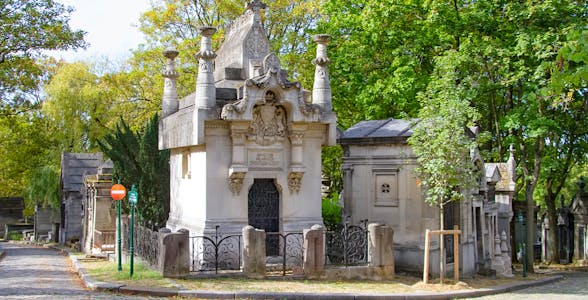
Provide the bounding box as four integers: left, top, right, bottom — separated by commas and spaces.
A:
110, 184, 127, 201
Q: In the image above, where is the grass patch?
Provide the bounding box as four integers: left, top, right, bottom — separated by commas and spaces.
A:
80, 259, 178, 288
78, 259, 559, 295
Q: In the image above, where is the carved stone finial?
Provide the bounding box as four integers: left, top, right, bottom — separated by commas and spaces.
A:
195, 26, 217, 109
162, 47, 180, 118
494, 234, 502, 257
246, 0, 267, 11
312, 34, 332, 112
196, 26, 217, 60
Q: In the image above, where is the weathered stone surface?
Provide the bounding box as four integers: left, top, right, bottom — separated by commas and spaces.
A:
160, 2, 336, 245
367, 223, 394, 278
158, 228, 190, 277
242, 225, 265, 278
303, 224, 325, 277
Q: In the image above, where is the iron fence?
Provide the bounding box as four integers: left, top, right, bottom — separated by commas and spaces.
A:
325, 219, 369, 266
266, 232, 304, 276
121, 219, 160, 267
190, 226, 242, 273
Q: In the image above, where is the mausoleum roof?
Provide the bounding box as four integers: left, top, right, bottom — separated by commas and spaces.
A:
338, 118, 418, 145
60, 152, 103, 192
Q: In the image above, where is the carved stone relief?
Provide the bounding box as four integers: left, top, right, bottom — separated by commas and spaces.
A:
245, 27, 269, 59
288, 172, 304, 194
228, 172, 246, 195
248, 91, 287, 146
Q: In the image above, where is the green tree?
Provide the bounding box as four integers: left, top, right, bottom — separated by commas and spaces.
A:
98, 115, 170, 228
43, 62, 113, 151
408, 51, 480, 280
0, 0, 85, 115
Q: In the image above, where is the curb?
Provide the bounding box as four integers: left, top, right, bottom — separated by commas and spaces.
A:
63, 247, 564, 299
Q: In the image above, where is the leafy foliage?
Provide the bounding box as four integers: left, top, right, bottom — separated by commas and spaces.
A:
322, 192, 342, 231
408, 52, 480, 208
23, 165, 60, 211
0, 0, 85, 114
98, 115, 170, 228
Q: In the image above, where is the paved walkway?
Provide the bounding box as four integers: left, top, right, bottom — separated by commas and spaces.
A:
475, 271, 588, 300
0, 241, 161, 300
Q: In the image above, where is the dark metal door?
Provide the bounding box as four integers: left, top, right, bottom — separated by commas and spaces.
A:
248, 178, 280, 256
444, 201, 456, 264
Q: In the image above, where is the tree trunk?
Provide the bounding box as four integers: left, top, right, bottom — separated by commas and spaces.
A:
525, 181, 536, 273
545, 194, 560, 263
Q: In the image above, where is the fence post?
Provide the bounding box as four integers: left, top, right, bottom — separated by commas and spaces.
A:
303, 224, 325, 278
242, 225, 266, 278
453, 225, 459, 282
368, 223, 395, 278
158, 228, 190, 278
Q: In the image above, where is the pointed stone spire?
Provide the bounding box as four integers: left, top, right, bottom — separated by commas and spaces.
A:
161, 47, 180, 118
507, 144, 516, 182
312, 34, 332, 112
195, 26, 217, 109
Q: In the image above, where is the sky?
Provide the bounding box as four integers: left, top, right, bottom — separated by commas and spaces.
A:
48, 0, 152, 62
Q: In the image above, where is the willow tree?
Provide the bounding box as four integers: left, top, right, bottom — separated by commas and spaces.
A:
408, 51, 480, 281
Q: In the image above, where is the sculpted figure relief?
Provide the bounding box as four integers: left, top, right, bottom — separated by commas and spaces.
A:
248, 91, 287, 145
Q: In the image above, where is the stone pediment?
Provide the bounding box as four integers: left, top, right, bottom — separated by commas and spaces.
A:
220, 55, 321, 123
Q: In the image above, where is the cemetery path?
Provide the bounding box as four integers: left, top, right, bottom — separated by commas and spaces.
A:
0, 241, 163, 300
474, 271, 588, 300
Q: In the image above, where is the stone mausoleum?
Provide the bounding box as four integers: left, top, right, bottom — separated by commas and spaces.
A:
159, 1, 336, 238
339, 119, 514, 276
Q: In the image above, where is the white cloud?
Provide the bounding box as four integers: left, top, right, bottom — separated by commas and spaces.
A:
48, 0, 152, 62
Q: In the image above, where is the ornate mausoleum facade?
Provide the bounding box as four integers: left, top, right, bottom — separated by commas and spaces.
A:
159, 1, 336, 236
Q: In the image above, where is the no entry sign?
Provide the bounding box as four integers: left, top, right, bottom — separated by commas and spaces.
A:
110, 184, 127, 201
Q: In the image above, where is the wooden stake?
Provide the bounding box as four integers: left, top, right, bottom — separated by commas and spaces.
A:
454, 225, 459, 282
423, 229, 430, 284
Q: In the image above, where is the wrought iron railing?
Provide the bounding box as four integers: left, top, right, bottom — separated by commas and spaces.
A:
265, 232, 304, 276
121, 219, 160, 267
325, 219, 369, 266
190, 226, 242, 273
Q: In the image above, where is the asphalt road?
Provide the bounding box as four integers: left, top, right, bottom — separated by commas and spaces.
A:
473, 271, 588, 299
0, 241, 162, 300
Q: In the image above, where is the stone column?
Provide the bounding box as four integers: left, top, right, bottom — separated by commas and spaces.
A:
368, 223, 395, 277
242, 225, 266, 278
500, 230, 513, 277
312, 34, 332, 112
195, 26, 217, 109
161, 47, 179, 118
303, 224, 325, 278
158, 228, 190, 277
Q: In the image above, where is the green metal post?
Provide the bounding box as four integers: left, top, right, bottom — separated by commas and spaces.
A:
117, 199, 122, 271
130, 201, 135, 277
516, 210, 527, 277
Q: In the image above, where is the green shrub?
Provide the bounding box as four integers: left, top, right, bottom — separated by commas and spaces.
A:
322, 193, 342, 231
6, 231, 22, 240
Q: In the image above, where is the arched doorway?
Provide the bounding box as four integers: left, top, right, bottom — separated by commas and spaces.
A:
248, 178, 280, 255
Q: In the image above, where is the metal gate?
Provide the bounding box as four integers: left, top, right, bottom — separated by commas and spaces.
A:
248, 178, 280, 256
444, 201, 456, 264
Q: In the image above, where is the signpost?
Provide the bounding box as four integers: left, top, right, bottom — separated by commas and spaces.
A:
128, 185, 138, 277
110, 182, 126, 272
